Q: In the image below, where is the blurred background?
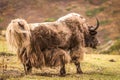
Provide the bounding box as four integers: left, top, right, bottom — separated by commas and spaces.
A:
0, 1, 120, 79
0, 0, 120, 54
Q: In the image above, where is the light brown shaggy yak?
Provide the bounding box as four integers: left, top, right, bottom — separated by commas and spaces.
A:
6, 13, 99, 76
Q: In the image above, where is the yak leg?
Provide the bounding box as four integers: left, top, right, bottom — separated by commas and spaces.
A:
71, 49, 83, 74
19, 48, 31, 75
59, 54, 66, 76
19, 47, 32, 75
74, 61, 83, 74
23, 60, 32, 75
26, 60, 32, 74
23, 64, 27, 75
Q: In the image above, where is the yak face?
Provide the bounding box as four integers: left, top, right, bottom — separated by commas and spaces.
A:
85, 18, 100, 49
85, 30, 98, 49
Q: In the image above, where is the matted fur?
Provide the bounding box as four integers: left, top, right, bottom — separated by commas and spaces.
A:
43, 48, 71, 67
6, 19, 31, 51
6, 13, 99, 74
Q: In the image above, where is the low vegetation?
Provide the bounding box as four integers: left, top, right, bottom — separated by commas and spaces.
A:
100, 39, 120, 55
44, 18, 57, 22
0, 53, 120, 80
0, 39, 7, 52
0, 0, 120, 79
0, 17, 4, 23
66, 5, 77, 11
86, 7, 105, 17
99, 20, 112, 26
0, 39, 120, 80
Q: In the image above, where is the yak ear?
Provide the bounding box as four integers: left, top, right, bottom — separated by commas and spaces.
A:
18, 21, 25, 30
90, 30, 97, 35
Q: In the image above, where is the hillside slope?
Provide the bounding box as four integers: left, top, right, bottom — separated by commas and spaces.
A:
0, 0, 120, 43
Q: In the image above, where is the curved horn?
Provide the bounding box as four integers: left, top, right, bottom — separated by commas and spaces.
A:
89, 18, 100, 31
93, 17, 99, 30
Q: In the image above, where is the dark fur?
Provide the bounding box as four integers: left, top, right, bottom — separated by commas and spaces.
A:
22, 20, 98, 75
7, 13, 99, 75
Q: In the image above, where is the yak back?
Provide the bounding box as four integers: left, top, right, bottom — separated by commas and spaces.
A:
31, 20, 85, 51
31, 25, 60, 50
31, 22, 72, 50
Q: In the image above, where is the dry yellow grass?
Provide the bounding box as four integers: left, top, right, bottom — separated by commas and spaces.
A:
0, 40, 120, 80
0, 53, 120, 80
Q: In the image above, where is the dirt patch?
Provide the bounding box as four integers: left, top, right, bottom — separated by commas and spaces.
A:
0, 70, 24, 79
0, 52, 15, 57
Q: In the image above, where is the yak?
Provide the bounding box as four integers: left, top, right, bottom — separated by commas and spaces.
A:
6, 13, 100, 76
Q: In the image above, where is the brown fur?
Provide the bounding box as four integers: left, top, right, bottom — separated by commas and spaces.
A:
43, 48, 71, 67
6, 13, 99, 75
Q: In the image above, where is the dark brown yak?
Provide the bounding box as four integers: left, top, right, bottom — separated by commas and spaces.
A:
6, 13, 100, 76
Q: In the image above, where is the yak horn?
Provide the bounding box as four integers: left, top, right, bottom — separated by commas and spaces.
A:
93, 17, 99, 30
90, 18, 100, 31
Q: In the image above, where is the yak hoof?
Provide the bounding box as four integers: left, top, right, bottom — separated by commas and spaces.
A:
60, 68, 66, 76
24, 67, 32, 75
77, 71, 83, 74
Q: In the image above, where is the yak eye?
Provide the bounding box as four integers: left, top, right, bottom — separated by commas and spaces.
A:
90, 31, 97, 35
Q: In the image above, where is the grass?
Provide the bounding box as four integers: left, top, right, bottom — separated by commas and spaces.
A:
0, 17, 4, 23
86, 7, 105, 17
0, 39, 120, 80
44, 18, 57, 22
100, 39, 120, 55
100, 20, 112, 26
0, 37, 14, 56
0, 54, 120, 80
66, 5, 77, 11
0, 38, 8, 53
88, 0, 108, 5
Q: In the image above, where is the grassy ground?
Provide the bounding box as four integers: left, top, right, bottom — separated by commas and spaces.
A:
0, 37, 7, 52
0, 40, 120, 80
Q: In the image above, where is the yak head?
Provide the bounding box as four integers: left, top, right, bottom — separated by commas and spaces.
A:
84, 18, 100, 49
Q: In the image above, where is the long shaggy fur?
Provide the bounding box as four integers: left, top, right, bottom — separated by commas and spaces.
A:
6, 19, 31, 51
6, 13, 87, 67
6, 13, 99, 74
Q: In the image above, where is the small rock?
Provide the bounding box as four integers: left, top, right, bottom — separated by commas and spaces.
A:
109, 59, 116, 62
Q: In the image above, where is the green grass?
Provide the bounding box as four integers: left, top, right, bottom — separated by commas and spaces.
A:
100, 39, 120, 55
0, 54, 120, 80
0, 17, 4, 23
0, 37, 14, 56
100, 20, 112, 26
44, 18, 57, 22
0, 39, 8, 53
0, 39, 120, 80
66, 5, 77, 11
88, 0, 108, 5
86, 7, 105, 17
